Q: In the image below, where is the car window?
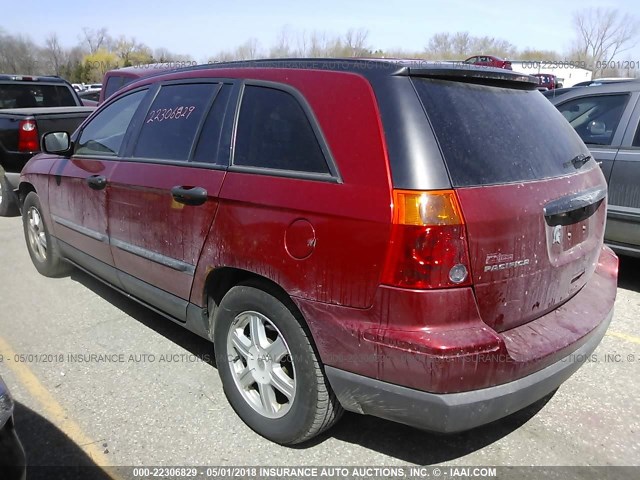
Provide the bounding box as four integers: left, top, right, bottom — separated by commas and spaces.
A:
193, 85, 232, 165
75, 90, 147, 156
412, 78, 590, 187
0, 84, 76, 108
633, 121, 640, 147
132, 83, 219, 161
104, 75, 125, 101
234, 85, 330, 174
556, 94, 628, 145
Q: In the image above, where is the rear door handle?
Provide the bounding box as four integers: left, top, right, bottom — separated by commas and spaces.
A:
171, 186, 208, 206
86, 175, 107, 190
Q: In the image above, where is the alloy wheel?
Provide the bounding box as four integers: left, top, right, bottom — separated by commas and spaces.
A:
226, 311, 296, 418
26, 206, 47, 262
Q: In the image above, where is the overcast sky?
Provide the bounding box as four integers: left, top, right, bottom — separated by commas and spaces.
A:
3, 0, 640, 62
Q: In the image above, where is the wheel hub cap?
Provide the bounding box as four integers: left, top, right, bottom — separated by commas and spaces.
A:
26, 206, 47, 262
226, 311, 296, 419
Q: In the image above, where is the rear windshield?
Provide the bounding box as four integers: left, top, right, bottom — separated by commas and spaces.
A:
412, 78, 590, 187
0, 83, 77, 109
104, 75, 135, 101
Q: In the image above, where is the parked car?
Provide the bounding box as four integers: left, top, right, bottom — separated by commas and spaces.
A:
0, 375, 26, 480
84, 83, 102, 91
78, 89, 100, 102
573, 77, 635, 87
533, 73, 561, 90
464, 55, 512, 69
100, 63, 177, 104
550, 80, 640, 257
19, 59, 617, 445
0, 74, 95, 215
543, 87, 579, 100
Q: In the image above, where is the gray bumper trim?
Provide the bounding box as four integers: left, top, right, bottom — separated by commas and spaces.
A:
326, 308, 613, 433
4, 172, 20, 189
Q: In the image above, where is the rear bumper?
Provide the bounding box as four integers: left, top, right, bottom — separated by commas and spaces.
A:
326, 305, 612, 433
3, 172, 20, 190
0, 151, 32, 176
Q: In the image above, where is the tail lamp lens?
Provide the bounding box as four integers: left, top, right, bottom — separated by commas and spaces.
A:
18, 119, 39, 152
382, 190, 472, 289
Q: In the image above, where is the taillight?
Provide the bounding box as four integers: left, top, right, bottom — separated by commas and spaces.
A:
382, 189, 472, 289
18, 119, 39, 152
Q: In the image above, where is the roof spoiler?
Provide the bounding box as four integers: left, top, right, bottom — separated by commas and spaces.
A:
396, 65, 539, 89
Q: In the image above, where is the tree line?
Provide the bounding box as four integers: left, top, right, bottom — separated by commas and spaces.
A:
1, 8, 638, 82
0, 27, 193, 82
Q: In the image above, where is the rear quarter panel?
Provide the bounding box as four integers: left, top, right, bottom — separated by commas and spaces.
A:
191, 70, 393, 309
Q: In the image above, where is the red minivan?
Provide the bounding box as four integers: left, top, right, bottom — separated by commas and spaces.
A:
19, 59, 617, 445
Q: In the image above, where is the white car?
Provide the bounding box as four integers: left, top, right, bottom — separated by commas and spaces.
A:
84, 83, 103, 92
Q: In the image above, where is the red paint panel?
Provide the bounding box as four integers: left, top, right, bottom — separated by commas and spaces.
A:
192, 173, 391, 308
109, 162, 224, 300
456, 166, 608, 332
191, 70, 392, 308
47, 157, 117, 265
296, 246, 616, 393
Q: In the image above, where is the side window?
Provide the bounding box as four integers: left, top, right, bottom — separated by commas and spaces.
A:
234, 85, 330, 174
633, 121, 640, 147
556, 94, 629, 146
133, 83, 219, 161
193, 85, 232, 165
104, 75, 125, 101
75, 90, 147, 156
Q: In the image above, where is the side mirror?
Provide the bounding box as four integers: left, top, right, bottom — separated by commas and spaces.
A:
42, 131, 70, 154
588, 121, 606, 136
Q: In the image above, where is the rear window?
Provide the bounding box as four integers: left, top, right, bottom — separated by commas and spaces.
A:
234, 85, 330, 174
104, 75, 136, 101
412, 78, 590, 187
0, 83, 76, 109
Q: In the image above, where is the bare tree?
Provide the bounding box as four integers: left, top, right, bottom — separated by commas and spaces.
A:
235, 38, 260, 60
451, 32, 472, 57
572, 8, 639, 77
81, 27, 110, 54
269, 26, 295, 58
0, 33, 41, 74
44, 33, 66, 75
427, 33, 453, 58
425, 32, 516, 60
344, 28, 370, 57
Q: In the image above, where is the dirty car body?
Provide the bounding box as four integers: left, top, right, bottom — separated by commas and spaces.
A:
18, 59, 617, 443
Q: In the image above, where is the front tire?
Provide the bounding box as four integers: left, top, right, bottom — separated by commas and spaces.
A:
22, 192, 71, 277
213, 284, 342, 445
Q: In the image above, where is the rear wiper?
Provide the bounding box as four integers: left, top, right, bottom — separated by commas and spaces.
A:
565, 153, 592, 169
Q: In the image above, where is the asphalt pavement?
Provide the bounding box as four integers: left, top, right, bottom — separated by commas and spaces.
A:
0, 215, 638, 479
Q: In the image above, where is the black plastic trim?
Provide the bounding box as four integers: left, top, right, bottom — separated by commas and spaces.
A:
110, 237, 195, 274
368, 75, 452, 190
543, 186, 607, 226
56, 239, 211, 337
51, 215, 108, 243
117, 269, 188, 320
57, 238, 122, 288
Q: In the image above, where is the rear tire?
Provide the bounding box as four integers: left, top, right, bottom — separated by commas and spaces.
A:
0, 173, 19, 217
213, 284, 342, 445
22, 192, 71, 277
